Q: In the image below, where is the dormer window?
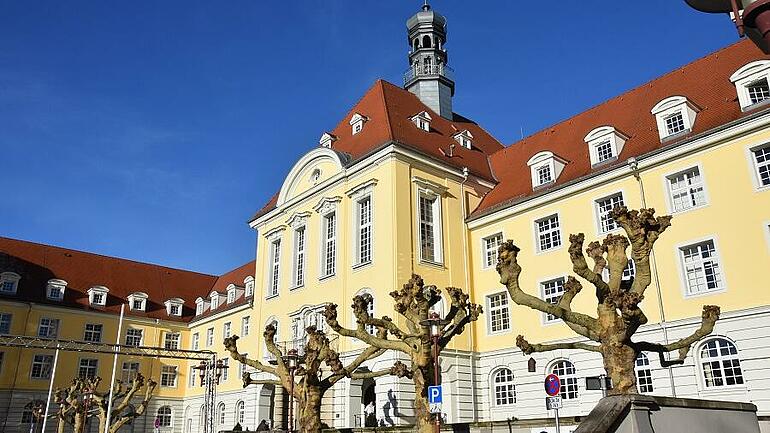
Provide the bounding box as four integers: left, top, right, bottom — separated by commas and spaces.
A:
0, 272, 20, 295
195, 297, 206, 316
349, 113, 368, 135
453, 130, 473, 149
127, 292, 148, 311
210, 292, 220, 310
527, 151, 567, 190
164, 298, 184, 317
584, 126, 628, 166
651, 96, 699, 141
226, 284, 240, 304
244, 276, 255, 298
318, 132, 337, 148
730, 60, 770, 111
87, 286, 109, 306
411, 111, 432, 132
46, 279, 66, 301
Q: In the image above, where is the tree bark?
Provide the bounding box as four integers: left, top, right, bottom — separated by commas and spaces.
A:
297, 389, 323, 433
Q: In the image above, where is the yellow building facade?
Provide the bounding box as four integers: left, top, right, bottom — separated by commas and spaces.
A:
2, 4, 770, 433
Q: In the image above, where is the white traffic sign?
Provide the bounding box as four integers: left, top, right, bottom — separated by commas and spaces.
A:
546, 396, 563, 410
429, 403, 442, 414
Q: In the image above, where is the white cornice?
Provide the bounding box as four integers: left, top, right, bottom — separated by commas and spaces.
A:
188, 301, 252, 328
468, 110, 770, 228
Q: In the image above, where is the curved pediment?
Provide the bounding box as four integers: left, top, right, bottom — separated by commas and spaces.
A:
277, 147, 348, 206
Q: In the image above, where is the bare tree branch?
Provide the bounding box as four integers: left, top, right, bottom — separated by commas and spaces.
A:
635, 305, 721, 365
611, 207, 671, 295
517, 335, 602, 354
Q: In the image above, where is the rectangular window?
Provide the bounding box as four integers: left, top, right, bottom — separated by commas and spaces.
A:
0, 280, 14, 293
160, 365, 178, 387
293, 227, 306, 287
227, 290, 235, 304
483, 233, 503, 268
121, 362, 140, 382
536, 165, 553, 186
0, 313, 11, 334
268, 239, 281, 296
242, 316, 250, 336
595, 140, 614, 163
752, 144, 770, 187
221, 358, 229, 381
47, 285, 64, 301
541, 278, 566, 322
169, 303, 180, 316
239, 353, 249, 379
223, 322, 231, 339
321, 212, 337, 277
38, 318, 59, 338
164, 332, 180, 350
84, 324, 103, 343
125, 329, 143, 347
206, 328, 214, 347
192, 333, 200, 350
31, 354, 54, 379
748, 78, 770, 105
91, 292, 106, 306
536, 214, 562, 252
189, 365, 197, 387
78, 358, 98, 378
680, 240, 723, 295
418, 192, 442, 263
131, 298, 145, 311
667, 167, 706, 212
596, 192, 625, 233
487, 293, 510, 334
356, 196, 373, 265
665, 111, 686, 136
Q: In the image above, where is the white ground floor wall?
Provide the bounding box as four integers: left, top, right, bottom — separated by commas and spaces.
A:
3, 306, 770, 433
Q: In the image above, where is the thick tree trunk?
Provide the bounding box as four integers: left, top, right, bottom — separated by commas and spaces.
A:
411, 344, 436, 433
297, 389, 323, 433
597, 305, 639, 395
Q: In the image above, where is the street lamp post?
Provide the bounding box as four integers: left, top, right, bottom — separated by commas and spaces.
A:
421, 312, 449, 433
284, 349, 299, 433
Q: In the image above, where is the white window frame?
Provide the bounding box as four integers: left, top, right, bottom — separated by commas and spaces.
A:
195, 299, 205, 316
160, 365, 178, 388
453, 130, 473, 149
223, 322, 232, 340
747, 142, 770, 190
486, 292, 511, 335
663, 164, 709, 214
534, 213, 562, 253
416, 187, 444, 264
584, 126, 627, 167
164, 332, 180, 350
411, 111, 432, 131
676, 236, 726, 298
242, 316, 251, 336
526, 151, 567, 190
165, 299, 183, 317
349, 113, 367, 135
491, 367, 516, 406
78, 358, 98, 378
236, 401, 246, 425
244, 276, 255, 297
121, 361, 140, 382
549, 359, 579, 400
593, 191, 625, 235
157, 406, 173, 428
189, 365, 197, 387
37, 317, 59, 338
227, 289, 236, 304
320, 211, 337, 279
635, 353, 654, 394
0, 272, 20, 295
319, 132, 337, 147
540, 276, 566, 324
31, 354, 54, 379
481, 232, 504, 269
698, 337, 745, 389
0, 313, 11, 334
268, 238, 281, 297
651, 96, 699, 141
353, 193, 374, 267
87, 286, 109, 307
45, 279, 66, 301
83, 323, 103, 343
127, 292, 148, 311
191, 333, 200, 351
125, 328, 143, 347
292, 225, 306, 288
730, 60, 770, 111
206, 328, 214, 347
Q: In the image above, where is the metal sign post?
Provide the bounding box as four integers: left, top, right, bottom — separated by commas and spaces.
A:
544, 374, 561, 433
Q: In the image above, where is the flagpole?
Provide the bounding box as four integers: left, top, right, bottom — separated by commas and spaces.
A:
41, 343, 60, 432
104, 303, 125, 433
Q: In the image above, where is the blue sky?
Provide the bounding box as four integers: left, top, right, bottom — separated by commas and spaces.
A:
0, 1, 738, 275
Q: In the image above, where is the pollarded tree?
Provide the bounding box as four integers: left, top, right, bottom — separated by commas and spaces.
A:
224, 324, 409, 433
53, 373, 157, 433
497, 207, 720, 394
324, 276, 482, 433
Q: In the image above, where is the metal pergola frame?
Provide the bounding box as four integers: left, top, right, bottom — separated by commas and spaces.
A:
0, 334, 219, 433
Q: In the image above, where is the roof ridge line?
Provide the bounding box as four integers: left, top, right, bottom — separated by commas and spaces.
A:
495, 39, 752, 153
378, 80, 396, 139
0, 235, 218, 278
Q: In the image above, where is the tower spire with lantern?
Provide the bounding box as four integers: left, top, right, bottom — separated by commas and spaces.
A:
403, 2, 455, 119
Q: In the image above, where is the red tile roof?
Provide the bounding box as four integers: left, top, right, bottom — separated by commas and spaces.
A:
472, 39, 769, 218
252, 80, 505, 220
0, 236, 254, 323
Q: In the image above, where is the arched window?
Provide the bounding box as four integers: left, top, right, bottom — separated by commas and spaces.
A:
236, 400, 245, 425
492, 368, 516, 406
550, 360, 578, 400
199, 405, 205, 431
423, 56, 433, 74
700, 338, 744, 388
157, 406, 172, 428
413, 38, 419, 51
422, 35, 432, 48
635, 353, 653, 393
218, 402, 226, 425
